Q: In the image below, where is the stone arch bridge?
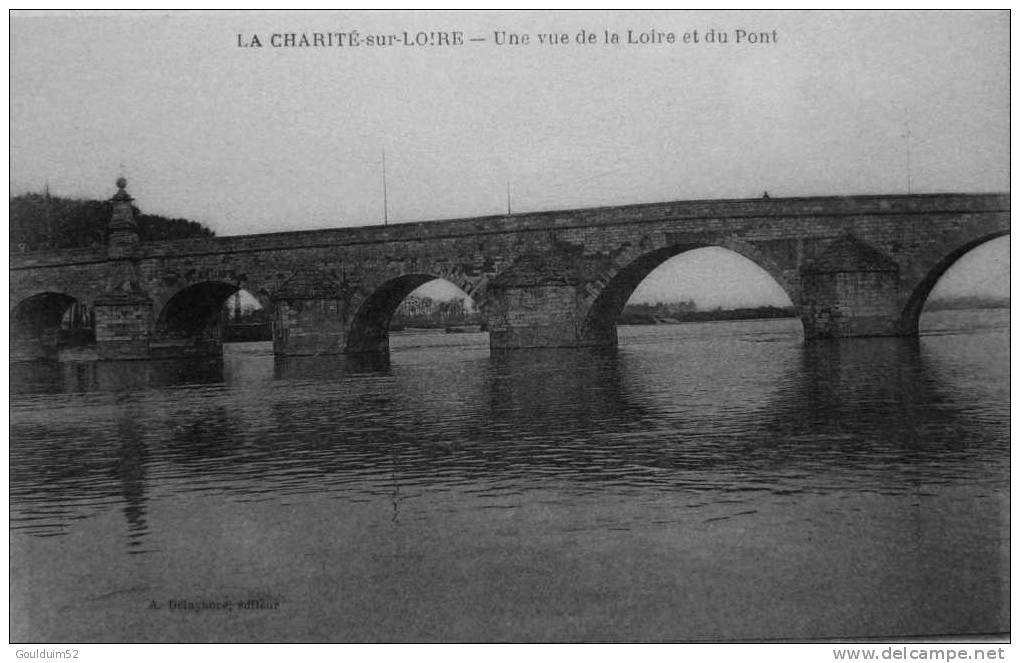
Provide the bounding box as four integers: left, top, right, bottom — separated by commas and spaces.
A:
9, 180, 1009, 360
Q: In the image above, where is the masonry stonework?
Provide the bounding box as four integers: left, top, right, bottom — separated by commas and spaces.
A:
9, 187, 1010, 360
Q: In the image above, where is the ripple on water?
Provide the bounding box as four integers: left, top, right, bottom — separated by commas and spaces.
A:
8, 314, 1011, 641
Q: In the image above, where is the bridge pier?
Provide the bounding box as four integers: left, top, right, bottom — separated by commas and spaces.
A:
799, 234, 907, 339
273, 298, 347, 356
93, 293, 153, 360
92, 179, 156, 360
271, 269, 350, 356
487, 283, 614, 349
801, 274, 907, 338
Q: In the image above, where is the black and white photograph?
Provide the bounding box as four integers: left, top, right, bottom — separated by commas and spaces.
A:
8, 9, 1010, 652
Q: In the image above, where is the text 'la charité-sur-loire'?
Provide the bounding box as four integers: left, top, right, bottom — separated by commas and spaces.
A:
236, 28, 778, 49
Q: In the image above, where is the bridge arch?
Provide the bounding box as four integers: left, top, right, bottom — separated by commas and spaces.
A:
155, 280, 273, 334
153, 281, 266, 351
579, 239, 801, 344
153, 277, 273, 324
346, 273, 485, 353
156, 281, 236, 336
11, 291, 95, 360
901, 231, 1010, 334
11, 291, 84, 337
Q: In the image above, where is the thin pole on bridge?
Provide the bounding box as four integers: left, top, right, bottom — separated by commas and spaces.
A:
902, 120, 912, 194
43, 182, 53, 242
382, 149, 389, 225
506, 181, 511, 215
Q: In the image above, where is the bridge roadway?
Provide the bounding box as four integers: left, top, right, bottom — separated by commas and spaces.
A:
9, 180, 1010, 360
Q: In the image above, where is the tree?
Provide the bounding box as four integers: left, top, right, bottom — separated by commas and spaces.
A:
10, 191, 215, 251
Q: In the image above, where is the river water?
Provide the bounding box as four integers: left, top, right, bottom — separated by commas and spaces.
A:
9, 310, 1009, 642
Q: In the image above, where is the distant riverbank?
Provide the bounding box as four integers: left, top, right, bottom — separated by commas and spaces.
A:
619, 305, 795, 325
223, 298, 1009, 337
619, 297, 1009, 326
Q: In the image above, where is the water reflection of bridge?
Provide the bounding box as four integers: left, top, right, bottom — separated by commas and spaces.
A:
9, 328, 1008, 551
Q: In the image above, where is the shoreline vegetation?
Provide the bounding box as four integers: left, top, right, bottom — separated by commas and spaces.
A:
614, 297, 1009, 326
380, 297, 1010, 334
617, 304, 794, 326
10, 191, 214, 251
224, 298, 1010, 340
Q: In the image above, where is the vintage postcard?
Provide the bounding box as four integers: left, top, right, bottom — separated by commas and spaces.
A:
8, 9, 1010, 656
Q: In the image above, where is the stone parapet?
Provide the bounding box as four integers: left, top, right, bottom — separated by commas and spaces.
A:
9, 190, 1010, 359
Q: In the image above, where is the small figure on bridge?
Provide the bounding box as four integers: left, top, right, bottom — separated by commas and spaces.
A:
762, 191, 771, 199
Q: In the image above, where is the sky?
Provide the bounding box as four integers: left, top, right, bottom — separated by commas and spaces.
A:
9, 10, 1010, 306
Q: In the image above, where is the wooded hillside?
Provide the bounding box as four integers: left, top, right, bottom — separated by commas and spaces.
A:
10, 191, 214, 251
